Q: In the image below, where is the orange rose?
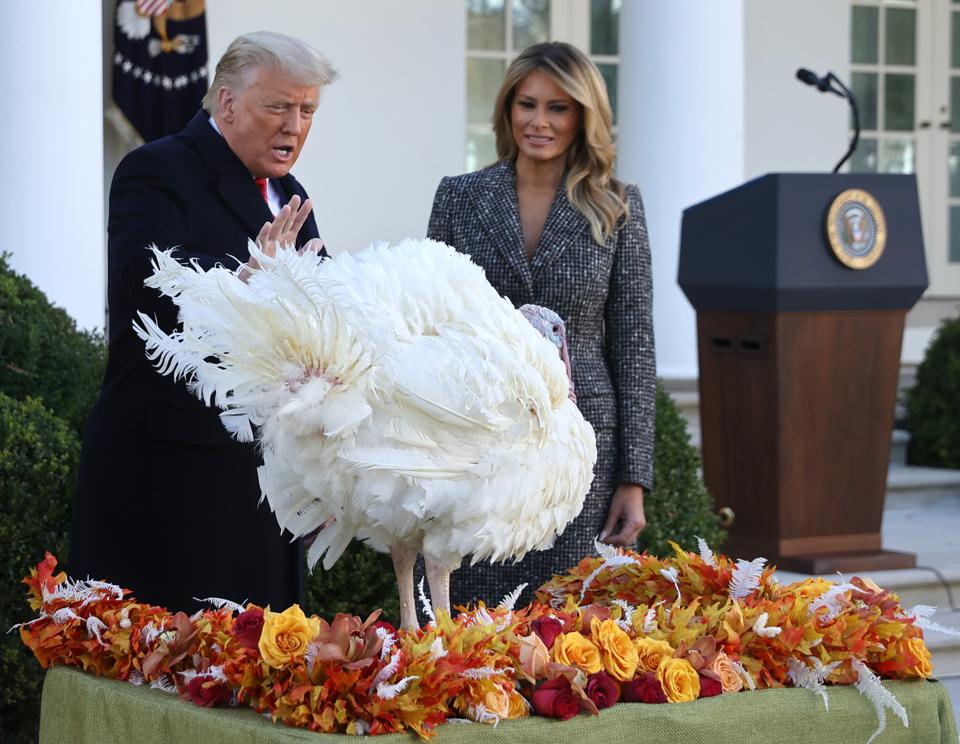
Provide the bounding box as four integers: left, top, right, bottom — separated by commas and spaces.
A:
591, 618, 639, 681
507, 689, 531, 719
634, 637, 676, 673
258, 604, 321, 669
902, 637, 933, 678
482, 684, 512, 719
705, 652, 743, 693
656, 657, 700, 703
553, 631, 603, 674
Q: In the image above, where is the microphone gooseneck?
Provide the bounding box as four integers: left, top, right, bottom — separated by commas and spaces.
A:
795, 67, 860, 173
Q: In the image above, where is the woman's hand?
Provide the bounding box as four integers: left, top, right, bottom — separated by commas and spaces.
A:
599, 483, 646, 546
240, 195, 314, 281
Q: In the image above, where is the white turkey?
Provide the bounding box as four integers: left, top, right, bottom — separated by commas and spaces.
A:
134, 239, 597, 629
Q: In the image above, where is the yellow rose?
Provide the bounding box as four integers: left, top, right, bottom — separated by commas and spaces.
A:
553, 631, 603, 674
634, 637, 676, 673
656, 657, 700, 703
705, 652, 743, 693
258, 604, 321, 669
903, 637, 933, 678
591, 618, 639, 681
507, 689, 530, 719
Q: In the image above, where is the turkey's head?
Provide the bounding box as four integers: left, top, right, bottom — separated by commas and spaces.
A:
519, 304, 576, 403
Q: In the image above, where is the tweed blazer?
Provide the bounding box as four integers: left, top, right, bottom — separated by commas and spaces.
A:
427, 159, 655, 489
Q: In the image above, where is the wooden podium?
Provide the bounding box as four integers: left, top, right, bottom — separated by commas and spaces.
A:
678, 174, 928, 573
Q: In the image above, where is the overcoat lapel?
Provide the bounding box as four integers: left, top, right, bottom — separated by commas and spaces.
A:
468, 160, 533, 295
186, 112, 273, 240
530, 176, 589, 278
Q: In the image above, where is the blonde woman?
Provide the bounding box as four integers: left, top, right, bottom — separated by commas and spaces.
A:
428, 41, 655, 607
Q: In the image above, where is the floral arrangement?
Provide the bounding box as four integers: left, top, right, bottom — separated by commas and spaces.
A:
16, 541, 954, 741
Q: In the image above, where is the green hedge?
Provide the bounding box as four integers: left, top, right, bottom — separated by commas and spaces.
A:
0, 394, 80, 742
905, 313, 960, 469
0, 253, 106, 436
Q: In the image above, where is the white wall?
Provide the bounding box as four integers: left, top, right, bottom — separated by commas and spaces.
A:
744, 0, 850, 177
618, 1, 747, 379
204, 0, 466, 254
1, 7, 104, 332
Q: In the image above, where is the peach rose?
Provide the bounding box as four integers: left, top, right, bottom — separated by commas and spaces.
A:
553, 631, 603, 674
634, 637, 676, 673
591, 618, 639, 681
656, 657, 700, 703
517, 633, 551, 679
258, 604, 321, 669
482, 684, 513, 719
705, 652, 743, 693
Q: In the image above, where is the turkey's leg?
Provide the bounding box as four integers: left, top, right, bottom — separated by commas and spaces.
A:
424, 556, 452, 619
390, 543, 418, 631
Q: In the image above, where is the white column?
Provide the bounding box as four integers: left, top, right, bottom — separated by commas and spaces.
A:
0, 6, 105, 332
617, 1, 747, 379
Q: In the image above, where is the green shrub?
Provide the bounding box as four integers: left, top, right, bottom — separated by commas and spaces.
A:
305, 542, 401, 627
0, 393, 80, 742
905, 313, 960, 469
0, 253, 106, 436
639, 381, 726, 556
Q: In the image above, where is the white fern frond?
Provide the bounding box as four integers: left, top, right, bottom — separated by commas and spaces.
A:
905, 604, 936, 620
594, 538, 624, 562
643, 602, 661, 634
177, 666, 227, 684
150, 674, 178, 694
51, 608, 80, 625
141, 622, 161, 648
418, 578, 436, 625
8, 615, 49, 633
462, 666, 512, 680
612, 598, 636, 631
660, 566, 682, 604
729, 557, 767, 600
377, 626, 397, 660
468, 703, 500, 726
128, 670, 145, 686
86, 616, 109, 646
376, 675, 418, 700
473, 606, 495, 626
580, 545, 642, 600
751, 612, 782, 638
786, 657, 840, 710
498, 583, 527, 611
373, 650, 402, 687
192, 596, 247, 614
696, 536, 718, 568
851, 658, 909, 744
87, 580, 125, 600
807, 582, 864, 621
730, 659, 756, 691
901, 605, 960, 637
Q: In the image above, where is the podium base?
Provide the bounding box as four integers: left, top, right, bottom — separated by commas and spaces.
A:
774, 549, 917, 575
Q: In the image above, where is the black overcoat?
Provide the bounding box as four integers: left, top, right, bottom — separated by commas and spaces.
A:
69, 111, 322, 611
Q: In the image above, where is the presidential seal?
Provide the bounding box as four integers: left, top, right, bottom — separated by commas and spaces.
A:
825, 189, 886, 270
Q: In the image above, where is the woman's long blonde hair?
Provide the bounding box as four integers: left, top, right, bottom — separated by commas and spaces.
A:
492, 42, 628, 245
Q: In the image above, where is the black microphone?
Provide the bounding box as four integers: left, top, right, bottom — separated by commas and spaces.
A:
796, 67, 860, 172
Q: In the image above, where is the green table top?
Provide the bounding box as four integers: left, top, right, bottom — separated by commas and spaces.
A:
40, 665, 959, 744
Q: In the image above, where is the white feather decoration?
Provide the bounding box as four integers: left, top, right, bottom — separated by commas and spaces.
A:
660, 567, 682, 604
86, 616, 109, 646
903, 605, 960, 637
467, 703, 500, 726
730, 659, 756, 691
696, 536, 718, 568
150, 674, 178, 694
128, 670, 145, 686
377, 626, 397, 660
52, 608, 80, 625
612, 598, 636, 631
462, 666, 513, 680
429, 637, 447, 661
851, 658, 909, 744
580, 539, 642, 599
418, 578, 436, 625
372, 650, 402, 688
643, 604, 659, 634
751, 612, 782, 638
729, 557, 767, 601
807, 582, 865, 621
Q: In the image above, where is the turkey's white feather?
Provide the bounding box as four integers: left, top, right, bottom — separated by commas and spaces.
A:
136, 240, 597, 580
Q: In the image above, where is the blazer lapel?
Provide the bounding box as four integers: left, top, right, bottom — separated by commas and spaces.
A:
468, 160, 533, 295
186, 112, 274, 240
530, 175, 589, 278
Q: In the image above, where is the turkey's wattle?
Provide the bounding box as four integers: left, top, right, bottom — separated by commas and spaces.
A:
135, 239, 598, 629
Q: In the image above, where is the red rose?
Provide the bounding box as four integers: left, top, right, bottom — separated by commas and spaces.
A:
622, 672, 667, 704
698, 673, 722, 698
187, 675, 232, 707
586, 671, 621, 709
231, 607, 264, 650
532, 676, 580, 720
532, 617, 564, 649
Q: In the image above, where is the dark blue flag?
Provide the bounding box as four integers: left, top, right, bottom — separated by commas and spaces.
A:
113, 0, 208, 142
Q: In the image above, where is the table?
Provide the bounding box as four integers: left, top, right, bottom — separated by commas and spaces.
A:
40, 666, 958, 743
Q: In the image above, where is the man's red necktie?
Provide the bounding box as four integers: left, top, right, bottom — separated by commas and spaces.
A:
255, 178, 269, 203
